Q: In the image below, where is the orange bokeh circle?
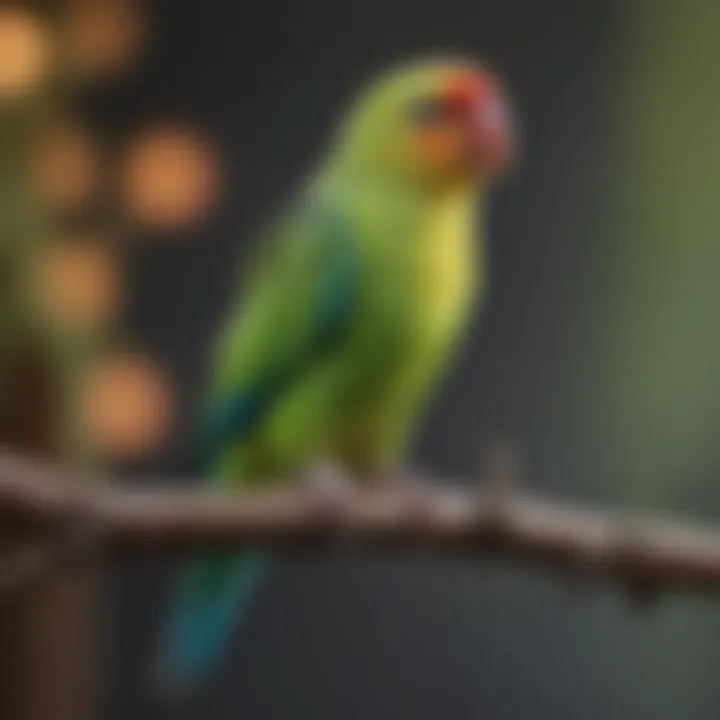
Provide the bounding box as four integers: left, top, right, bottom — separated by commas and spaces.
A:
63, 0, 146, 80
33, 236, 120, 332
120, 125, 220, 230
0, 8, 49, 100
81, 352, 173, 459
33, 122, 100, 211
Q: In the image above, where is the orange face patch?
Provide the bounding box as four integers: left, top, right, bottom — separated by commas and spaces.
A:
412, 122, 466, 174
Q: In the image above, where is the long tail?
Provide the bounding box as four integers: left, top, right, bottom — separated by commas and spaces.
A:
154, 549, 270, 700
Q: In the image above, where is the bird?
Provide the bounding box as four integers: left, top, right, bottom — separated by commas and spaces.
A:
154, 56, 517, 699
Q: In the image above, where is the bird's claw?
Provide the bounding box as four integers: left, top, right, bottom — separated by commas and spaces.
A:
301, 460, 357, 509
375, 465, 434, 512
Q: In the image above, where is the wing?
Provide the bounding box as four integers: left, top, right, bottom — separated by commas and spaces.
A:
196, 195, 360, 477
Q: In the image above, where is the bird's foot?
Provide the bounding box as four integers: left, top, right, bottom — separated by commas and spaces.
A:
372, 465, 435, 511
301, 459, 357, 509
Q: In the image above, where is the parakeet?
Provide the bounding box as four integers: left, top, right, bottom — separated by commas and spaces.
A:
156, 56, 517, 696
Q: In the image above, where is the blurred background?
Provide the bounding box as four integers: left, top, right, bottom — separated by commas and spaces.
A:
1, 1, 719, 719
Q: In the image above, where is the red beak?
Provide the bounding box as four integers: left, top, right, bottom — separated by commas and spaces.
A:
443, 69, 517, 175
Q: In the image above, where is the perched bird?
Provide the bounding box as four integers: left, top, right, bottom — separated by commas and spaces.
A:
155, 56, 517, 697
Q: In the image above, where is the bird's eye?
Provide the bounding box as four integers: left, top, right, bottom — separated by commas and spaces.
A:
409, 97, 446, 125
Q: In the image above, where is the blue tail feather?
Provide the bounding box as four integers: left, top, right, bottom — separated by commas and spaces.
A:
156, 549, 270, 695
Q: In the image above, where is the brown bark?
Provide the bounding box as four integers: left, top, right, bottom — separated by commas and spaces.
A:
0, 341, 99, 720
0, 447, 719, 605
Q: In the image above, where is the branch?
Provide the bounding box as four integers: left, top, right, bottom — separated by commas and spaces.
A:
0, 449, 718, 604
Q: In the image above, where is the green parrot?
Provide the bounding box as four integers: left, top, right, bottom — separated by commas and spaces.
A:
156, 56, 517, 694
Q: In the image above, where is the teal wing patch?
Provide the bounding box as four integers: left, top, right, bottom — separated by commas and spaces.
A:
196, 204, 359, 471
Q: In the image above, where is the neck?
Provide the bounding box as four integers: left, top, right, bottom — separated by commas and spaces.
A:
320, 152, 487, 208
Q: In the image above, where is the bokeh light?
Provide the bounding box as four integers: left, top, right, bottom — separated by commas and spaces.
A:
119, 124, 220, 231
62, 0, 146, 81
32, 120, 100, 211
0, 7, 50, 101
32, 235, 120, 332
80, 351, 173, 459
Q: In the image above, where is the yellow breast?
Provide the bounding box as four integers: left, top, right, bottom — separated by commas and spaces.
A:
414, 189, 479, 339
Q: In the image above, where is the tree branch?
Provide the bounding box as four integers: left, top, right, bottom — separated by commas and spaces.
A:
0, 450, 718, 604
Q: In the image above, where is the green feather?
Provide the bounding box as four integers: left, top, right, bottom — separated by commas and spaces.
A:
157, 57, 498, 696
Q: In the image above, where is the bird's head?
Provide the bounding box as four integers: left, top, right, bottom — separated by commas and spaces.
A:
332, 58, 518, 190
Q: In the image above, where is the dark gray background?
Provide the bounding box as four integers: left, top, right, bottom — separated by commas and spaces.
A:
85, 2, 720, 718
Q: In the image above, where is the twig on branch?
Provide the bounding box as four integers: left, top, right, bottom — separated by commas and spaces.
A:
0, 450, 719, 606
